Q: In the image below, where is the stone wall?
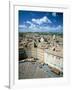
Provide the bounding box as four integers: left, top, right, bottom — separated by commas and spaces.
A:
20, 47, 63, 72
31, 48, 37, 58
37, 48, 44, 63
44, 49, 63, 72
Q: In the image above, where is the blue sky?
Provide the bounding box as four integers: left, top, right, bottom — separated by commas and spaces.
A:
19, 10, 63, 32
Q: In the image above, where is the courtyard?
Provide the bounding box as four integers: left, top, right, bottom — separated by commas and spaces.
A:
19, 59, 63, 79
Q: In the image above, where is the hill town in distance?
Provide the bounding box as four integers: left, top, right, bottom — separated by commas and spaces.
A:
18, 10, 63, 79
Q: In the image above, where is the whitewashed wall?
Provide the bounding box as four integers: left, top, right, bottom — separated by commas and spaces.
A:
44, 49, 63, 72
24, 47, 63, 71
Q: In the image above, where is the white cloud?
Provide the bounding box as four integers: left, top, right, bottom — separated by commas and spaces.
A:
52, 12, 56, 17
29, 23, 36, 29
38, 25, 62, 32
19, 17, 62, 32
32, 16, 52, 25
19, 23, 62, 32
56, 25, 62, 30
26, 21, 32, 25
19, 24, 27, 28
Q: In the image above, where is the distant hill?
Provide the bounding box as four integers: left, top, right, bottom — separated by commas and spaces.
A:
19, 31, 63, 37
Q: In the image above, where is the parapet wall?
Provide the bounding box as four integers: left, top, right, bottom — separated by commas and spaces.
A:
44, 50, 63, 72
23, 47, 63, 72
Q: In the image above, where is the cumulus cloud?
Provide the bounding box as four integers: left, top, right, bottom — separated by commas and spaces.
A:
19, 16, 62, 32
26, 21, 32, 25
29, 23, 36, 29
32, 16, 52, 25
38, 25, 62, 32
19, 24, 27, 28
19, 23, 62, 32
52, 12, 56, 17
56, 25, 62, 30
